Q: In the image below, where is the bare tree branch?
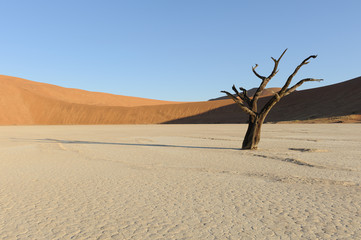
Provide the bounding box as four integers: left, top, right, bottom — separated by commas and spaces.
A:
239, 87, 251, 104
231, 85, 251, 106
221, 91, 257, 117
284, 78, 323, 96
259, 93, 281, 117
251, 49, 288, 111
261, 78, 323, 117
252, 64, 266, 80
222, 49, 321, 150
239, 87, 248, 96
279, 54, 318, 95
268, 48, 287, 79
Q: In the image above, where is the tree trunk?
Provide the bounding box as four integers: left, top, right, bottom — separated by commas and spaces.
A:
242, 116, 264, 150
222, 50, 321, 150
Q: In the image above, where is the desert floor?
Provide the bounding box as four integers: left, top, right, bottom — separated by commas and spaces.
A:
0, 124, 360, 239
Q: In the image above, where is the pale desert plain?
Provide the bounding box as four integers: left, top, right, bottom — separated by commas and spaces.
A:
0, 124, 360, 239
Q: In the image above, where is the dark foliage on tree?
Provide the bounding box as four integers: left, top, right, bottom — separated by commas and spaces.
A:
222, 49, 322, 150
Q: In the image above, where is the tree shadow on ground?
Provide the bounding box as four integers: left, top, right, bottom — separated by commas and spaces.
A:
32, 138, 241, 151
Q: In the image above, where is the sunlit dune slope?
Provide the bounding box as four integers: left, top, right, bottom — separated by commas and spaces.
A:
0, 75, 180, 107
0, 75, 360, 125
0, 75, 229, 124
0, 75, 183, 125
18, 89, 231, 124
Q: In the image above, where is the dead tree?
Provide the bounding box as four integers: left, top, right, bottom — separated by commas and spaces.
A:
222, 49, 322, 150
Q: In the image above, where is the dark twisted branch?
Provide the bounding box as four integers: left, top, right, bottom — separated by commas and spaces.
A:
221, 90, 257, 117
284, 78, 323, 96
251, 49, 288, 111
278, 54, 318, 95
252, 64, 266, 80
231, 85, 251, 106
222, 49, 320, 120
239, 87, 248, 96
268, 48, 287, 79
239, 87, 251, 104
261, 55, 320, 116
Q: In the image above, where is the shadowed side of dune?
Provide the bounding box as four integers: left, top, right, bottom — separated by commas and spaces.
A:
165, 77, 361, 124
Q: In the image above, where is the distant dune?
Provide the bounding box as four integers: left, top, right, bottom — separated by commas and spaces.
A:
0, 75, 182, 125
0, 75, 360, 125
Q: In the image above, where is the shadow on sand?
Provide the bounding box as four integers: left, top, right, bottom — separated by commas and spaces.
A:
30, 138, 241, 151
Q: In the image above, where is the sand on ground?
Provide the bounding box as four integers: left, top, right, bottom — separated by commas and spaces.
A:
0, 124, 360, 239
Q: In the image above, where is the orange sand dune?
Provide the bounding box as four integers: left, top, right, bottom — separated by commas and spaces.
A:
0, 75, 180, 107
0, 75, 360, 125
0, 75, 228, 125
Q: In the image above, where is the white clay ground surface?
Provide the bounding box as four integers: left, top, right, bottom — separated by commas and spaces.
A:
0, 124, 360, 239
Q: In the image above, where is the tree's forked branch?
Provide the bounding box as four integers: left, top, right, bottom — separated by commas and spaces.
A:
251, 49, 288, 109
239, 87, 251, 104
232, 85, 251, 106
252, 64, 266, 80
284, 78, 323, 96
279, 54, 318, 95
239, 87, 248, 95
221, 90, 257, 117
251, 49, 287, 81
268, 48, 287, 79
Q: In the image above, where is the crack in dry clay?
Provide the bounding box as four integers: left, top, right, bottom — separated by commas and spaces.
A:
282, 158, 315, 167
189, 136, 238, 142
245, 172, 359, 187
267, 137, 319, 142
289, 148, 328, 153
252, 153, 357, 173
252, 154, 316, 167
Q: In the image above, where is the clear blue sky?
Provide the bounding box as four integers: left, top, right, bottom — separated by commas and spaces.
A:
1, 0, 360, 101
